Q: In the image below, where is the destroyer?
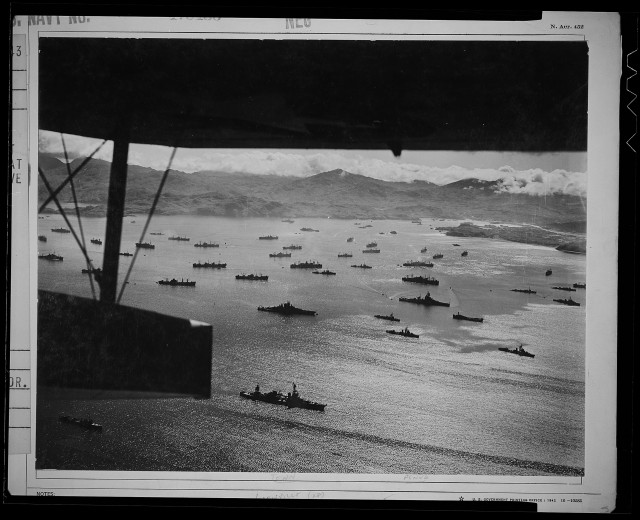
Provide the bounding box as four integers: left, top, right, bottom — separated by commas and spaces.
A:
157, 278, 196, 286
402, 275, 439, 286
257, 301, 317, 316
553, 297, 580, 306
374, 313, 400, 322
193, 261, 226, 268
399, 292, 450, 307
291, 261, 322, 269
236, 274, 268, 281
499, 344, 535, 358
453, 312, 483, 323
386, 327, 419, 338
194, 241, 219, 248
240, 383, 325, 411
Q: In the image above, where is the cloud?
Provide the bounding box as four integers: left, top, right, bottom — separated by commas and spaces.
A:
39, 130, 587, 197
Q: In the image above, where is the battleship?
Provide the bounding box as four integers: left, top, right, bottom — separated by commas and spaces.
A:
453, 312, 483, 323
312, 270, 336, 275
90, 238, 102, 245
402, 275, 439, 286
402, 260, 434, 267
511, 288, 536, 294
432, 253, 443, 259
553, 297, 580, 306
236, 274, 268, 281
283, 245, 303, 250
168, 236, 190, 241
51, 227, 71, 233
351, 264, 372, 269
363, 249, 380, 253
194, 241, 219, 248
38, 235, 47, 242
257, 301, 317, 316
374, 313, 400, 322
553, 286, 576, 292
338, 253, 353, 258
157, 278, 196, 286
399, 292, 450, 307
240, 383, 325, 411
193, 261, 227, 268
38, 253, 63, 261
269, 252, 292, 258
498, 344, 535, 358
291, 261, 322, 269
135, 242, 155, 249
259, 235, 278, 240
386, 327, 419, 338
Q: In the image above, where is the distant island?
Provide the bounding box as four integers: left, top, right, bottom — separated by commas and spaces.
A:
38, 153, 586, 250
437, 222, 586, 253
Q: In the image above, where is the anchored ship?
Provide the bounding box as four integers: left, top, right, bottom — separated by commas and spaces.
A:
90, 238, 102, 245
386, 327, 419, 338
402, 260, 434, 267
511, 288, 536, 294
257, 301, 317, 316
157, 278, 196, 286
193, 261, 226, 268
351, 263, 372, 269
136, 242, 155, 249
499, 344, 535, 358
374, 313, 400, 322
291, 261, 322, 269
51, 227, 71, 233
259, 235, 278, 240
402, 275, 439, 285
236, 274, 268, 281
38, 253, 63, 261
553, 297, 580, 306
240, 383, 325, 411
168, 236, 190, 241
553, 286, 576, 292
312, 270, 336, 275
399, 292, 450, 307
452, 312, 483, 323
194, 241, 219, 248
269, 252, 292, 258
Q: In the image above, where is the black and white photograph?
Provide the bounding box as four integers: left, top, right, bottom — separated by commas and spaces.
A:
8, 13, 623, 510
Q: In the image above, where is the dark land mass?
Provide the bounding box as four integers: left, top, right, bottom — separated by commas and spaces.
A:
437, 222, 586, 253
38, 153, 586, 248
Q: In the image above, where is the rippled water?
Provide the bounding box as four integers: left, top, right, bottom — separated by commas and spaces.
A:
36, 215, 585, 475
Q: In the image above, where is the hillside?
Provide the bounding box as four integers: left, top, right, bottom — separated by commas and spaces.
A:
38, 154, 586, 231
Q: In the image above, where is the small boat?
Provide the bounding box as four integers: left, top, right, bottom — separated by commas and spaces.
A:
553, 297, 580, 306
312, 270, 336, 275
291, 261, 322, 269
135, 242, 155, 249
300, 228, 319, 232
338, 253, 353, 258
498, 344, 535, 358
366, 242, 378, 248
411, 219, 421, 224
433, 253, 443, 259
38, 253, 63, 261
119, 252, 133, 257
270, 251, 292, 258
452, 244, 460, 246
90, 238, 102, 245
453, 312, 483, 323
259, 235, 278, 240
59, 415, 103, 431
281, 219, 295, 223
236, 274, 268, 281
168, 236, 190, 241
38, 235, 47, 242
553, 286, 576, 292
81, 267, 102, 274
420, 247, 428, 253
374, 313, 400, 322
511, 288, 536, 294
390, 231, 397, 234
157, 278, 196, 286
545, 269, 553, 276
402, 275, 439, 285
51, 227, 71, 233
363, 249, 380, 253
193, 261, 226, 268
240, 383, 326, 411
283, 245, 302, 250
399, 292, 450, 307
402, 260, 434, 267
257, 301, 317, 316
149, 232, 164, 235
194, 241, 219, 248
461, 251, 469, 257
346, 237, 354, 242
573, 282, 586, 289
351, 264, 372, 269
386, 327, 419, 338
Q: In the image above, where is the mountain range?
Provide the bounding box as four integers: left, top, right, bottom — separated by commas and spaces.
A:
38, 153, 586, 232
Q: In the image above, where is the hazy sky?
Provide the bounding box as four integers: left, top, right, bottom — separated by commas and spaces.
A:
39, 131, 588, 197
